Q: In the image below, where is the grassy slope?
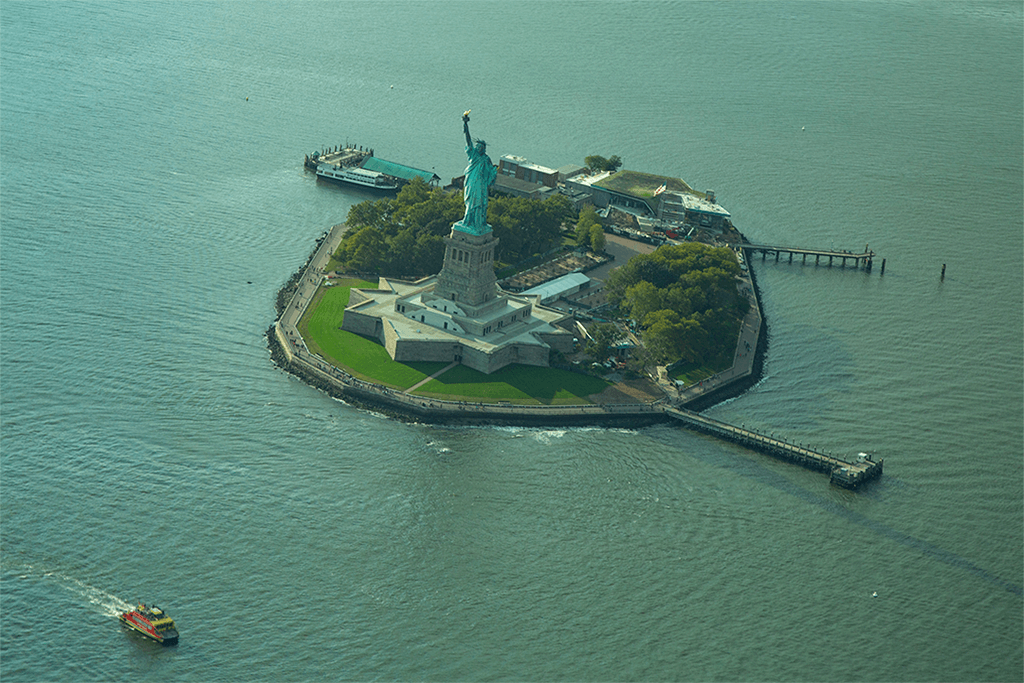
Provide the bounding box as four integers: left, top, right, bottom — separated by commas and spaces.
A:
301, 280, 448, 388
413, 363, 610, 405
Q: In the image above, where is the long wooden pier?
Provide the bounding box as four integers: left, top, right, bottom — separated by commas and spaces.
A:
664, 407, 883, 489
741, 243, 876, 271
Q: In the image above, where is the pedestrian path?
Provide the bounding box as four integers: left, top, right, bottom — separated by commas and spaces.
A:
405, 361, 459, 394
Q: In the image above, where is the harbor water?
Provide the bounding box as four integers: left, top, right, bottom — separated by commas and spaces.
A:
1, 2, 1021, 681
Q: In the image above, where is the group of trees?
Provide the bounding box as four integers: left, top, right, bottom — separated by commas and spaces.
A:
584, 154, 623, 173
604, 243, 747, 365
574, 206, 605, 253
332, 177, 573, 277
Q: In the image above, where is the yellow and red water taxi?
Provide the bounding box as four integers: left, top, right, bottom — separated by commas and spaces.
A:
119, 603, 178, 645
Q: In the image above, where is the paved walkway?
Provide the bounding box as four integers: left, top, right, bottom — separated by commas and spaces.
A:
276, 223, 348, 351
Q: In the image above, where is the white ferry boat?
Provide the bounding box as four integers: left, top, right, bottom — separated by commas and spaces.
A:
316, 163, 400, 191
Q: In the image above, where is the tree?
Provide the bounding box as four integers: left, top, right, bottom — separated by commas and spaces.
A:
622, 280, 662, 323
584, 155, 609, 172
585, 322, 619, 361
641, 309, 684, 362
344, 227, 386, 274
489, 194, 567, 262
589, 223, 606, 253
345, 197, 393, 230
576, 205, 600, 248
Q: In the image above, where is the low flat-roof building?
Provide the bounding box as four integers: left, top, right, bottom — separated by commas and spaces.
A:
493, 174, 558, 200
657, 190, 731, 230
557, 164, 587, 182
520, 272, 591, 304
498, 155, 559, 188
563, 171, 655, 214
565, 170, 731, 230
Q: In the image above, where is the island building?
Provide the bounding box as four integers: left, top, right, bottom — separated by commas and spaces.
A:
563, 169, 731, 230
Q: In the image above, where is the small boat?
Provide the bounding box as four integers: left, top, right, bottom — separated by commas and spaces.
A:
119, 603, 179, 645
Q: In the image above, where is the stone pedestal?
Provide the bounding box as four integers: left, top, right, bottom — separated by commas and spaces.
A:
434, 221, 499, 307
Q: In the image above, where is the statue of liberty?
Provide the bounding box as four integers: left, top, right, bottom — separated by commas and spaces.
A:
459, 111, 496, 234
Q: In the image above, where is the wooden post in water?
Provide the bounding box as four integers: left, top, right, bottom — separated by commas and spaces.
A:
880, 258, 886, 275
941, 263, 946, 281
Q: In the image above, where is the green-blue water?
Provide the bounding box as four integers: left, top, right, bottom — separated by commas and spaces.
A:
2, 2, 1021, 681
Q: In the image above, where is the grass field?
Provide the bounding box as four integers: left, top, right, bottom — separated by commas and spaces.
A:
300, 280, 612, 402
300, 280, 448, 387
667, 355, 732, 386
413, 363, 610, 405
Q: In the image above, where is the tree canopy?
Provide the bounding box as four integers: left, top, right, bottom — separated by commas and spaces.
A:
332, 177, 572, 278
605, 243, 748, 364
584, 154, 623, 173
575, 206, 602, 250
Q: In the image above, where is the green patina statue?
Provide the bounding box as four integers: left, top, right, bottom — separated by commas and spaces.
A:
459, 111, 497, 235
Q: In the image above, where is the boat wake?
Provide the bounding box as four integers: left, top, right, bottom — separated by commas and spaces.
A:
8, 563, 133, 618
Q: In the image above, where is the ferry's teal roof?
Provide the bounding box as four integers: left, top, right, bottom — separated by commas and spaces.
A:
361, 157, 439, 183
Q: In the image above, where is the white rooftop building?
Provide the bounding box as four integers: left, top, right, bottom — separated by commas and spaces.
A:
520, 272, 591, 304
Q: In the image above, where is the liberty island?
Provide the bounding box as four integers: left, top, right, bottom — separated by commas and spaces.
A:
268, 113, 882, 488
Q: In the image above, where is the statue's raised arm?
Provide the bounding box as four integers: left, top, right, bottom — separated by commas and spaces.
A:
459, 111, 496, 234
463, 111, 473, 149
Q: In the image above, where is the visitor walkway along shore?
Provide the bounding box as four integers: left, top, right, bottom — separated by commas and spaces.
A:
269, 222, 882, 489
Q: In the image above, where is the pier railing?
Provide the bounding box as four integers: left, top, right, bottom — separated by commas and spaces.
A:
664, 407, 882, 489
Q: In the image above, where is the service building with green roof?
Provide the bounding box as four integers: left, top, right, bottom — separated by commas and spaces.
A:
565, 169, 731, 230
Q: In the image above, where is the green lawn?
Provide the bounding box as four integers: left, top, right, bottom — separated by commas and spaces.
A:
299, 279, 611, 402
668, 355, 732, 386
300, 280, 448, 388
413, 363, 610, 405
